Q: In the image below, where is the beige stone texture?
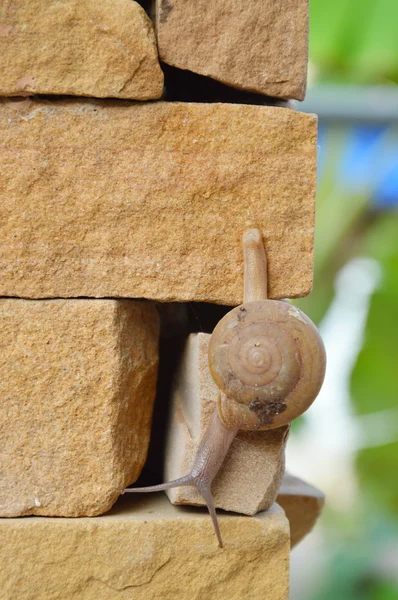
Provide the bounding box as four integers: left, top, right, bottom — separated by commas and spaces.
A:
277, 473, 325, 548
164, 333, 289, 514
0, 494, 290, 600
0, 298, 159, 517
156, 0, 308, 100
0, 99, 317, 303
0, 0, 163, 99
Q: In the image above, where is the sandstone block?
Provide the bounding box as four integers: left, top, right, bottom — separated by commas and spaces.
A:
0, 299, 159, 517
277, 473, 325, 548
0, 99, 317, 303
155, 0, 308, 100
0, 495, 290, 600
0, 0, 163, 99
164, 333, 289, 514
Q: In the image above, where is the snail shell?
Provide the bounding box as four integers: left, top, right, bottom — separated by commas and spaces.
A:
208, 300, 326, 431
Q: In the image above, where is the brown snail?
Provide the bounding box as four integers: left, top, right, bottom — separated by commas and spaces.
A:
124, 229, 326, 547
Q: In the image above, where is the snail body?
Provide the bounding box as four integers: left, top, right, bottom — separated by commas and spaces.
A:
124, 229, 326, 547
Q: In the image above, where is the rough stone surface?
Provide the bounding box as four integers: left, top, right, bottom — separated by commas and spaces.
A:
277, 473, 325, 548
0, 0, 163, 99
156, 0, 308, 100
0, 99, 317, 303
0, 495, 290, 600
0, 299, 159, 517
164, 333, 289, 514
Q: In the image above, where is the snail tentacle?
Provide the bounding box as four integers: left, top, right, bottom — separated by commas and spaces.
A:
197, 479, 223, 547
123, 474, 195, 493
124, 409, 237, 547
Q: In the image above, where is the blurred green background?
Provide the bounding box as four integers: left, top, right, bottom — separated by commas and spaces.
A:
289, 1, 398, 599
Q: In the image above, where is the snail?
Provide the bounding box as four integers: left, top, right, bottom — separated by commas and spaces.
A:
124, 229, 326, 547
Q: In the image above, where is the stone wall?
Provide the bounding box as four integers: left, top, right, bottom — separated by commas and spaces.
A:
0, 2, 323, 597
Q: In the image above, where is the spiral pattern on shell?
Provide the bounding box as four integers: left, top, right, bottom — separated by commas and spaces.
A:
208, 300, 326, 431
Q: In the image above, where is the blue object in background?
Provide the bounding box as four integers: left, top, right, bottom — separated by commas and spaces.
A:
317, 122, 398, 209
303, 85, 398, 210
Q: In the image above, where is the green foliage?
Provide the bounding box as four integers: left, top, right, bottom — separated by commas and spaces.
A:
308, 509, 398, 600
372, 581, 398, 600
357, 442, 398, 515
294, 6, 398, 598
310, 0, 398, 83
351, 214, 398, 415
